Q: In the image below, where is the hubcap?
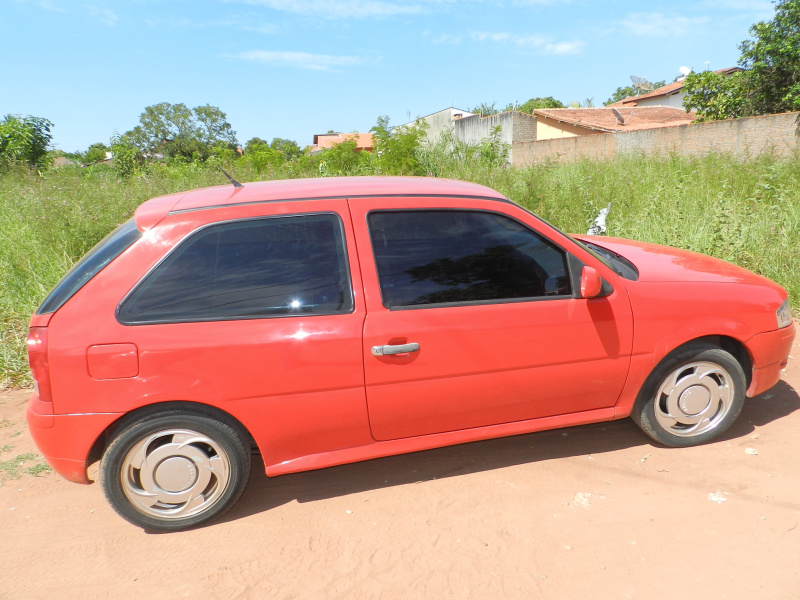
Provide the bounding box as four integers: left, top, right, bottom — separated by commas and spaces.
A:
154, 456, 199, 493
678, 385, 712, 415
120, 429, 230, 520
654, 361, 734, 437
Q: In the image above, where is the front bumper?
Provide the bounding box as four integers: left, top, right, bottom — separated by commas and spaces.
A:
745, 323, 796, 397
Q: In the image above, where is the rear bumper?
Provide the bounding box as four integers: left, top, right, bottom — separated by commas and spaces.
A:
745, 323, 795, 397
26, 394, 122, 484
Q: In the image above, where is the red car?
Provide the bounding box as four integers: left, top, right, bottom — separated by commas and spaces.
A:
26, 176, 794, 531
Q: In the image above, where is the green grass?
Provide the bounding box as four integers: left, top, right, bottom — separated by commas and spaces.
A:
1, 150, 799, 386
0, 452, 38, 478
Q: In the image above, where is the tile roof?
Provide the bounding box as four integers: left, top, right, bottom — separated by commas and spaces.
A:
610, 67, 743, 107
311, 133, 374, 151
533, 106, 696, 133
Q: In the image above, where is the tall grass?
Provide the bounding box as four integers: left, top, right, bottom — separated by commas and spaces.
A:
1, 150, 799, 386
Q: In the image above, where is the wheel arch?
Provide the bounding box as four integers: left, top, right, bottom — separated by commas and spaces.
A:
632, 334, 752, 413
87, 400, 258, 471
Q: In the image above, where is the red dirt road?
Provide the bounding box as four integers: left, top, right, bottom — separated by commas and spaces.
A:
2, 336, 799, 600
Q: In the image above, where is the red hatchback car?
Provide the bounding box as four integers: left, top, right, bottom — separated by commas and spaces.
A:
26, 176, 794, 530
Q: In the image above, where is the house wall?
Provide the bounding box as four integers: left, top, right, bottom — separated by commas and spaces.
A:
455, 112, 537, 145
535, 117, 606, 140
633, 94, 686, 109
452, 112, 537, 163
513, 111, 800, 166
400, 108, 476, 144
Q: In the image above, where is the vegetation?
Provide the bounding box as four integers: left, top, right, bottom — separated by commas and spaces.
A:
470, 96, 565, 115
121, 102, 238, 160
0, 115, 53, 169
683, 0, 800, 120
0, 451, 52, 479
1, 145, 798, 387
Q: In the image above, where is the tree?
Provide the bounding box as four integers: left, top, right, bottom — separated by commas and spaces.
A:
738, 0, 800, 113
681, 71, 749, 121
110, 132, 143, 179
122, 102, 238, 160
371, 116, 428, 175
84, 142, 110, 164
517, 96, 565, 112
683, 0, 800, 119
469, 102, 500, 116
244, 137, 269, 153
270, 138, 302, 160
0, 114, 53, 168
604, 81, 666, 106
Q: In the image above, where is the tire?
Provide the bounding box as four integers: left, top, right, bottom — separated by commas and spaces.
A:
100, 407, 251, 531
632, 344, 746, 447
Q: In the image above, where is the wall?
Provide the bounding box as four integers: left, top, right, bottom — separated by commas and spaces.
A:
513, 111, 800, 166
535, 117, 606, 140
634, 94, 685, 109
399, 108, 476, 145
452, 111, 537, 163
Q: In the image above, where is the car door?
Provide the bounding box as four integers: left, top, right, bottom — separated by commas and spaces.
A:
349, 196, 634, 441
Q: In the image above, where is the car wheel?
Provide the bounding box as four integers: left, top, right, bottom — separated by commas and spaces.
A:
632, 344, 746, 447
100, 407, 251, 531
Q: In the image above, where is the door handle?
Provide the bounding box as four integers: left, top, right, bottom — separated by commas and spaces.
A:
371, 342, 420, 356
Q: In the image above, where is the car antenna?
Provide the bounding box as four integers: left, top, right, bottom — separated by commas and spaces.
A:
219, 167, 244, 188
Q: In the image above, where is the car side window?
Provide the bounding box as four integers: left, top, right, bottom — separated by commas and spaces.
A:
368, 210, 570, 308
118, 213, 353, 324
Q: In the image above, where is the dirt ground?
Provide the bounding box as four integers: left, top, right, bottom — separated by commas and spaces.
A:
1, 336, 799, 600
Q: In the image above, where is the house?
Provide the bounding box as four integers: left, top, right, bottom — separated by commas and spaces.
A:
532, 106, 697, 140
454, 111, 537, 151
309, 133, 374, 154
399, 107, 536, 163
610, 67, 743, 109
397, 107, 476, 144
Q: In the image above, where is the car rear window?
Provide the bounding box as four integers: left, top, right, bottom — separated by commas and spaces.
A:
117, 213, 352, 324
36, 219, 142, 315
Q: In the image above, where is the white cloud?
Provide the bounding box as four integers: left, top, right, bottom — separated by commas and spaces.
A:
231, 50, 369, 70
621, 13, 709, 37
224, 0, 426, 19
469, 30, 583, 55
86, 5, 117, 26
543, 41, 583, 55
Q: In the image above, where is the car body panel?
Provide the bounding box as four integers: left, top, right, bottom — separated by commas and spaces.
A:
25, 177, 794, 486
348, 196, 634, 440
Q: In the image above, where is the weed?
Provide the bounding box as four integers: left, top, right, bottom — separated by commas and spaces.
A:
25, 463, 52, 476
0, 452, 38, 478
1, 150, 799, 386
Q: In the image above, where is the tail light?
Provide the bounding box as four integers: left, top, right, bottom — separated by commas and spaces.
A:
27, 327, 53, 403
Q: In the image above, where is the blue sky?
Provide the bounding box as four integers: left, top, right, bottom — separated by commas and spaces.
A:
1, 0, 776, 153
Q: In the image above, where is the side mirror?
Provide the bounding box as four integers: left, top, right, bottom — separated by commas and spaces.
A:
580, 266, 603, 298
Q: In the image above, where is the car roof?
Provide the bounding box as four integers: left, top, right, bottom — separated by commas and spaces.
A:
134, 176, 509, 231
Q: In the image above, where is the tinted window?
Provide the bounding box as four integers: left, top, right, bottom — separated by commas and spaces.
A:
119, 214, 352, 324
368, 210, 570, 308
37, 219, 142, 315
